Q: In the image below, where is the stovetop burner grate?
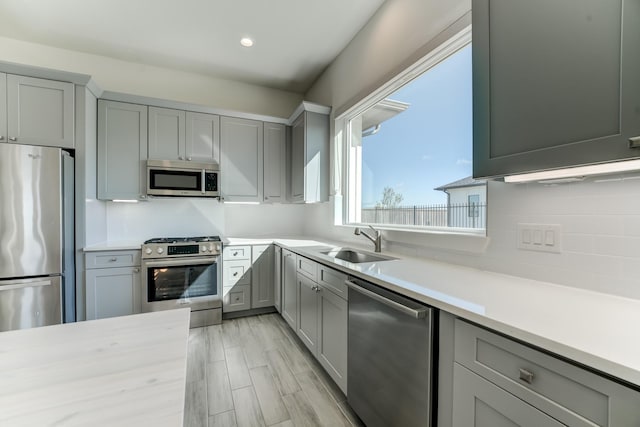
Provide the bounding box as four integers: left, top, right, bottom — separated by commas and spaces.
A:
143, 236, 221, 244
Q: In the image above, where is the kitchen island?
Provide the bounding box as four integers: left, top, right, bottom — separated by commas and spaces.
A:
0, 308, 190, 426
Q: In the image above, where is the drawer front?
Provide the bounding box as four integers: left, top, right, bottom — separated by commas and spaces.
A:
223, 245, 251, 260
296, 255, 317, 281
223, 285, 251, 312
455, 319, 640, 427
317, 265, 348, 300
223, 259, 251, 287
85, 250, 140, 269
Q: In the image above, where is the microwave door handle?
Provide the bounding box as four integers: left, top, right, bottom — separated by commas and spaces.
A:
143, 257, 218, 268
201, 169, 206, 194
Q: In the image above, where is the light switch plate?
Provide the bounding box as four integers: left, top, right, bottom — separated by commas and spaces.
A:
517, 223, 562, 253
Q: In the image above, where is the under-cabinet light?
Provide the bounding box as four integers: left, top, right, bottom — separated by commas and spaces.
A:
112, 199, 139, 203
503, 159, 640, 183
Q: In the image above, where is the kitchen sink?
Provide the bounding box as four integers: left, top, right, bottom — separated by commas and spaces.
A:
320, 248, 395, 264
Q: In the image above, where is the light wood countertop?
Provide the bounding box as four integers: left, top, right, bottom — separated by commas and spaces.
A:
0, 309, 190, 426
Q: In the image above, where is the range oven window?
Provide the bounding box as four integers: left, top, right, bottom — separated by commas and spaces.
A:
147, 262, 218, 301
149, 169, 201, 191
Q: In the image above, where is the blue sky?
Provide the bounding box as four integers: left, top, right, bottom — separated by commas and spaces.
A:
361, 44, 472, 206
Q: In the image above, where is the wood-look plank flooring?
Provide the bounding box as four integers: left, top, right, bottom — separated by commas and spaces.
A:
183, 313, 364, 427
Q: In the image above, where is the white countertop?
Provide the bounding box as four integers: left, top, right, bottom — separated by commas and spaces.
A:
0, 309, 190, 426
227, 236, 640, 389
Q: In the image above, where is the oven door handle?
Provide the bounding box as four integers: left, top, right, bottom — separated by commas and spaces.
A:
143, 257, 218, 268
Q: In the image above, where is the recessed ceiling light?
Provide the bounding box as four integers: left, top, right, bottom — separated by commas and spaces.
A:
240, 37, 254, 47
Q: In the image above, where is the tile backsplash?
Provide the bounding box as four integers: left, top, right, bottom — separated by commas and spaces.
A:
304, 173, 640, 300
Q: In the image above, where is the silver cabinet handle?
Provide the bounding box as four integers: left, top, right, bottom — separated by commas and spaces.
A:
133, 268, 140, 273
519, 368, 534, 384
0, 279, 51, 291
284, 253, 292, 257
311, 285, 318, 291
9, 137, 17, 141
345, 279, 429, 319
109, 257, 117, 262
187, 157, 192, 161
0, 136, 4, 141
233, 252, 238, 256
179, 156, 184, 160
140, 195, 147, 199
233, 272, 238, 276
629, 136, 640, 149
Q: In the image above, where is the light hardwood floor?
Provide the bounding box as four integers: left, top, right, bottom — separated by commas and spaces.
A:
183, 313, 364, 427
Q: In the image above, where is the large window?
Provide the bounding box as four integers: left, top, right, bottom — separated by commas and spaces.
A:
342, 38, 485, 233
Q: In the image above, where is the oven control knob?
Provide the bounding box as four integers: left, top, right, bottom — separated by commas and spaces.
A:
145, 248, 152, 255
207, 244, 214, 252
157, 247, 164, 254
201, 245, 207, 252
215, 244, 221, 252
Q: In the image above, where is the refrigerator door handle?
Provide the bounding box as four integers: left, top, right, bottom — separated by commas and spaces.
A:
0, 279, 52, 292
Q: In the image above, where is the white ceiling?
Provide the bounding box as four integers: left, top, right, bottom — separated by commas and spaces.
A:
0, 0, 386, 93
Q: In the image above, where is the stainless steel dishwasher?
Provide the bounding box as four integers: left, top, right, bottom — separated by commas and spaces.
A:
346, 277, 434, 427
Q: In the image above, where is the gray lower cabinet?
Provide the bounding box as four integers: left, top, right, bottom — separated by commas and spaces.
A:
97, 100, 148, 200
281, 249, 297, 328
453, 319, 640, 426
293, 255, 348, 394
84, 250, 141, 320
220, 116, 263, 202
453, 363, 564, 427
251, 244, 274, 308
263, 122, 287, 203
4, 73, 74, 149
274, 245, 282, 313
296, 272, 319, 353
473, 0, 640, 178
290, 106, 330, 203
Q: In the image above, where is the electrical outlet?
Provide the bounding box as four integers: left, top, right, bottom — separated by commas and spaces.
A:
517, 223, 562, 253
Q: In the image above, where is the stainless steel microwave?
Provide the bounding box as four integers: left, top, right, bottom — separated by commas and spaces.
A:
147, 159, 219, 198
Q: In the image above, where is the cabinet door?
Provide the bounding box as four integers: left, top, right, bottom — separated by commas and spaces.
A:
290, 113, 305, 202
297, 273, 319, 355
274, 246, 282, 313
220, 116, 263, 202
6, 74, 74, 148
186, 111, 220, 163
251, 244, 274, 308
0, 73, 6, 143
281, 250, 297, 329
317, 285, 348, 394
148, 107, 185, 161
85, 266, 141, 320
453, 363, 564, 427
97, 100, 148, 200
473, 0, 640, 178
263, 122, 286, 203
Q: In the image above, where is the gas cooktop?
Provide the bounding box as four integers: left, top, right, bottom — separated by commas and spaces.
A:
144, 236, 221, 244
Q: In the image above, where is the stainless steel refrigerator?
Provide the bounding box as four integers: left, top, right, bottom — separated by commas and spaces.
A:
0, 143, 74, 332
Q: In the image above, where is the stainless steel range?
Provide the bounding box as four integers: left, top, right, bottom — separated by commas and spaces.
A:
141, 236, 222, 328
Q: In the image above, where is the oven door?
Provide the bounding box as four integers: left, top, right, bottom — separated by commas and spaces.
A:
141, 256, 221, 312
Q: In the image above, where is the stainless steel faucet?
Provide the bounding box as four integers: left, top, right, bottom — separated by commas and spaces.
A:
354, 225, 382, 252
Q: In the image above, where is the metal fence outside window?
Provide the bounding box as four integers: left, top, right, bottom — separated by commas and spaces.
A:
361, 203, 486, 229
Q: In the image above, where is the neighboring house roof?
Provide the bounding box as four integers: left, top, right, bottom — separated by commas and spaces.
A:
434, 176, 485, 192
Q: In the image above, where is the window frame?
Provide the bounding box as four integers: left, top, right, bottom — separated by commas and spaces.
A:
337, 27, 484, 235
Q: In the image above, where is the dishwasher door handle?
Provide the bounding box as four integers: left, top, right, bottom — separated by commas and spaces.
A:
345, 280, 428, 319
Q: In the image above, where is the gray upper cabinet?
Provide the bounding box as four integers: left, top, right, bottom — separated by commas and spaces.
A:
148, 107, 185, 160
4, 74, 74, 149
97, 100, 148, 200
290, 109, 329, 203
148, 107, 220, 163
263, 122, 287, 203
473, 0, 640, 178
220, 116, 264, 202
186, 111, 220, 163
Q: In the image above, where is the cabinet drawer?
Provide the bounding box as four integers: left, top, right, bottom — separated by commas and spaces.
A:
455, 319, 640, 426
223, 284, 251, 312
318, 265, 348, 300
223, 245, 251, 260
223, 259, 251, 287
85, 250, 141, 269
296, 255, 317, 281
